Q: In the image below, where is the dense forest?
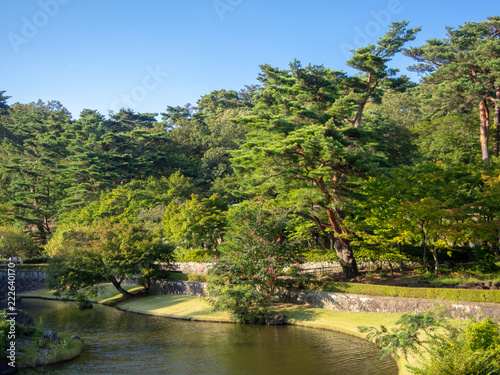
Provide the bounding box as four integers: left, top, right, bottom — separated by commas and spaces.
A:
0, 19, 499, 284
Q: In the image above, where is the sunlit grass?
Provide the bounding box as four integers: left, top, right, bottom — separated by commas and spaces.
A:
117, 294, 231, 321
19, 283, 143, 304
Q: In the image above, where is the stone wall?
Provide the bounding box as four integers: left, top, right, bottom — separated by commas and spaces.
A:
150, 279, 500, 321
166, 260, 422, 275
149, 279, 207, 297
278, 288, 500, 321
0, 270, 46, 296
168, 262, 209, 275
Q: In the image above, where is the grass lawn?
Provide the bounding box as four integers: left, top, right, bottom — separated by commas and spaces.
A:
19, 283, 144, 304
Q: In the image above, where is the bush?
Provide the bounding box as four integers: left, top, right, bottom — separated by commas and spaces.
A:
23, 257, 49, 264
360, 312, 500, 375
208, 284, 270, 323
174, 248, 218, 262
209, 200, 305, 322
0, 225, 41, 258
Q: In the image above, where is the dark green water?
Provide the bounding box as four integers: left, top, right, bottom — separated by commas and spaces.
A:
16, 299, 397, 375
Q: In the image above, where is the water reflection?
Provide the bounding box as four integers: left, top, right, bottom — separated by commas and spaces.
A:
17, 299, 397, 375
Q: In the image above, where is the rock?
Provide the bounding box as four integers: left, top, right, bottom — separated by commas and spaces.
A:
41, 330, 60, 342
1, 308, 33, 327
266, 314, 285, 325
71, 335, 84, 344
367, 262, 380, 272
464, 283, 476, 289
491, 286, 499, 290
492, 282, 500, 288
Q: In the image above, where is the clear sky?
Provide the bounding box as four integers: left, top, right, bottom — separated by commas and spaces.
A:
1, 0, 498, 119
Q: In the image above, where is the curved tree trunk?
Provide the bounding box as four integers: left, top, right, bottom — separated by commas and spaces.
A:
110, 277, 133, 297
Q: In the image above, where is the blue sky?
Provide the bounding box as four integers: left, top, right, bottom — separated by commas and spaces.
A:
1, 0, 497, 119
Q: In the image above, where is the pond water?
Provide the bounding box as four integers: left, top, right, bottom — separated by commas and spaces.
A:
16, 299, 397, 375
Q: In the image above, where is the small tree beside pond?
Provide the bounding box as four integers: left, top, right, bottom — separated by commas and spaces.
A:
45, 219, 174, 299
208, 201, 305, 323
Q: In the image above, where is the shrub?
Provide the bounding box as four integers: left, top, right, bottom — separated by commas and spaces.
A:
23, 257, 49, 264
209, 201, 305, 322
208, 284, 270, 323
0, 225, 41, 258
174, 248, 218, 262
360, 312, 500, 375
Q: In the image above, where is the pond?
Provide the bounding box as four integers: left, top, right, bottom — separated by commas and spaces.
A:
16, 299, 397, 375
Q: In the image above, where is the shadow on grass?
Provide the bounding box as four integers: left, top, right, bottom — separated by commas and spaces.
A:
271, 303, 320, 323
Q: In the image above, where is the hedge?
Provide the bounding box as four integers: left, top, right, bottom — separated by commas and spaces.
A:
311, 281, 500, 304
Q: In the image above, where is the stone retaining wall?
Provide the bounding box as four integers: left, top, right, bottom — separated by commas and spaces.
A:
278, 288, 500, 321
167, 260, 422, 275
149, 279, 207, 297
0, 270, 47, 296
150, 279, 500, 320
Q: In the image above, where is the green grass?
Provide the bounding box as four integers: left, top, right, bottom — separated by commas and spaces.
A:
117, 294, 230, 321
17, 333, 84, 368
19, 283, 144, 304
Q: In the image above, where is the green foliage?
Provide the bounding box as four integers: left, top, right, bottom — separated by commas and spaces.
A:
45, 219, 174, 296
0, 311, 11, 361
173, 248, 217, 262
163, 193, 227, 251
405, 17, 500, 167
0, 225, 40, 258
303, 248, 339, 262
349, 162, 482, 273
208, 284, 270, 323
361, 313, 500, 375
412, 114, 481, 165
359, 310, 459, 360
209, 201, 305, 322
60, 172, 196, 225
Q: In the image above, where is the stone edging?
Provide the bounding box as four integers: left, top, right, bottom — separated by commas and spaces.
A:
149, 279, 500, 321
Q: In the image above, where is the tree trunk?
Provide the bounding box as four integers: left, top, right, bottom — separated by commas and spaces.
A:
398, 242, 404, 273
110, 278, 133, 297
431, 248, 439, 276
479, 99, 490, 167
493, 87, 500, 158
333, 238, 358, 278
387, 260, 394, 278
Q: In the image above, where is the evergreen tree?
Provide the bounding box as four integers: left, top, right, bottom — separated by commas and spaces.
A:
405, 17, 500, 166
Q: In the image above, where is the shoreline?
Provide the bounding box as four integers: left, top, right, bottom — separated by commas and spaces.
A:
20, 286, 413, 374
